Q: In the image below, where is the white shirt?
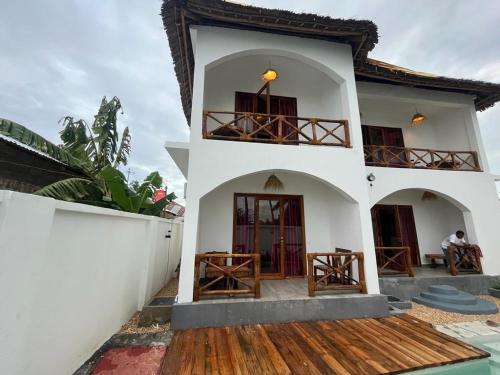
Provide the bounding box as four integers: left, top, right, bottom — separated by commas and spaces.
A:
441, 233, 466, 249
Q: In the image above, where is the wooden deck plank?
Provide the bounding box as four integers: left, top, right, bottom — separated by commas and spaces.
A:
379, 316, 479, 360
160, 314, 488, 375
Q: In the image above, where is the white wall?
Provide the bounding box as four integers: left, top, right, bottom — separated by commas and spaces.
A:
198, 171, 360, 254
178, 26, 381, 302
0, 190, 183, 375
378, 190, 466, 264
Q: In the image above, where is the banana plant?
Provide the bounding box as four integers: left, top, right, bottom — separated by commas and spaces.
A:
97, 166, 176, 215
2, 97, 175, 216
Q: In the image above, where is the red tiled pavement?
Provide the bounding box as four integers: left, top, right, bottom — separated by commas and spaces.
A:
92, 346, 166, 375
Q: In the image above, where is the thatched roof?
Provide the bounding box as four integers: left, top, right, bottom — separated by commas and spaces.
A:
356, 59, 500, 111
161, 0, 500, 123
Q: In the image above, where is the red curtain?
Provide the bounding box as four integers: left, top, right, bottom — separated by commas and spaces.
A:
397, 206, 421, 266
283, 198, 303, 276
234, 92, 255, 132
235, 196, 255, 254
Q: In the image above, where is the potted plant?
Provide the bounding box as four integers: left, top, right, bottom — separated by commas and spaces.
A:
488, 283, 500, 298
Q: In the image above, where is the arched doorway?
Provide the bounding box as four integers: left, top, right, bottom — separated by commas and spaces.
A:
371, 188, 471, 273
199, 170, 361, 280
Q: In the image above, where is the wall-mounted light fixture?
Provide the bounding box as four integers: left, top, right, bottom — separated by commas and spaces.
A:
262, 68, 278, 82
411, 110, 426, 126
367, 173, 376, 187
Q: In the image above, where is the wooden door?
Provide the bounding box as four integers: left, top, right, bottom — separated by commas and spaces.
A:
371, 204, 421, 267
233, 194, 305, 279
362, 125, 406, 165
397, 206, 421, 266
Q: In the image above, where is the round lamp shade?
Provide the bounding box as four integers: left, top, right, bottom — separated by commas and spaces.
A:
262, 68, 278, 81
411, 112, 427, 126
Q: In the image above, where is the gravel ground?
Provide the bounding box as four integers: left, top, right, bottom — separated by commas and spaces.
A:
118, 278, 178, 335
406, 295, 500, 325
155, 278, 178, 297
118, 312, 171, 334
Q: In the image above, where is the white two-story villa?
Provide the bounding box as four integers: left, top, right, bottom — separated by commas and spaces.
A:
162, 0, 500, 328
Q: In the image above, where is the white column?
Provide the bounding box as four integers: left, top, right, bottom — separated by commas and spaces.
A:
177, 192, 201, 303
357, 200, 380, 294
465, 106, 490, 172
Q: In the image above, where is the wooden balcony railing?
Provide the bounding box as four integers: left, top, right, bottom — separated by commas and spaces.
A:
364, 145, 481, 171
203, 110, 350, 147
376, 247, 414, 277
307, 250, 366, 297
193, 253, 260, 301
448, 245, 483, 276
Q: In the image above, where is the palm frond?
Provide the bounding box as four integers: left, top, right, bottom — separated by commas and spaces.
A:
35, 178, 103, 201
0, 118, 82, 169
113, 127, 131, 167
91, 96, 123, 169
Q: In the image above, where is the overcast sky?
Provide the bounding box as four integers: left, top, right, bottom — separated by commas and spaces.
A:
1, 0, 499, 202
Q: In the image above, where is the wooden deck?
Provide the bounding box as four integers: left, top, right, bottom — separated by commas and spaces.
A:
160, 314, 488, 375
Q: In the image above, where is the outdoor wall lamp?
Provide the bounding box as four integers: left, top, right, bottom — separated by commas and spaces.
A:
367, 173, 376, 187
411, 110, 427, 126
262, 68, 278, 82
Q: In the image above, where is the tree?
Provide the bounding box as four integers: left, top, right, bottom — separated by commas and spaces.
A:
0, 97, 176, 216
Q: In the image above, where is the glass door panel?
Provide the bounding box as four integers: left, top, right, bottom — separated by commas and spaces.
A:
257, 198, 282, 275
234, 195, 255, 254
282, 198, 304, 277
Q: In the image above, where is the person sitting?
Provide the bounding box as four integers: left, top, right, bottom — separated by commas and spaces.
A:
441, 230, 466, 267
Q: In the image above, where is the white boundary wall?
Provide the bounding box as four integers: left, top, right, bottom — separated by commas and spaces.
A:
0, 190, 183, 375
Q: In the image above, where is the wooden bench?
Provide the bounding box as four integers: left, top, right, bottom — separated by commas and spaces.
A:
425, 253, 447, 267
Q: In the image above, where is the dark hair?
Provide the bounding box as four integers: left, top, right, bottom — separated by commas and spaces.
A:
456, 230, 465, 236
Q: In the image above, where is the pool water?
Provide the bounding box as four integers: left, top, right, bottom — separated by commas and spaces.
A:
408, 333, 500, 375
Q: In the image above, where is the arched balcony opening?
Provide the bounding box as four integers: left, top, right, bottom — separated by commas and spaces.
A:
202, 51, 351, 147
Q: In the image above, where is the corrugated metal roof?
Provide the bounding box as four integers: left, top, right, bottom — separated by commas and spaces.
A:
0, 133, 65, 165
165, 201, 185, 217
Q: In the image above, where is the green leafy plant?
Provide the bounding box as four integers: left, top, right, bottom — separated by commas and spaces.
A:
1, 97, 176, 216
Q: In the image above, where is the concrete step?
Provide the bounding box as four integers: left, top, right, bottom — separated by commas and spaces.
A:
413, 295, 498, 314
171, 294, 390, 329
420, 291, 477, 305
428, 284, 460, 295
413, 284, 498, 314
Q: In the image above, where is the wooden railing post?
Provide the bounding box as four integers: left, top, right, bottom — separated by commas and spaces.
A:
277, 116, 283, 143
307, 254, 315, 297
405, 247, 414, 277
254, 254, 261, 298
202, 111, 208, 139
450, 152, 457, 170
405, 148, 412, 168
430, 150, 436, 169
311, 119, 318, 144
357, 253, 367, 294
193, 254, 201, 301
472, 151, 481, 171
344, 121, 351, 147
448, 246, 458, 276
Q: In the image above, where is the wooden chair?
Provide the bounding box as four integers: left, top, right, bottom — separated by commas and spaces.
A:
204, 251, 252, 290
313, 248, 353, 286
204, 251, 228, 279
